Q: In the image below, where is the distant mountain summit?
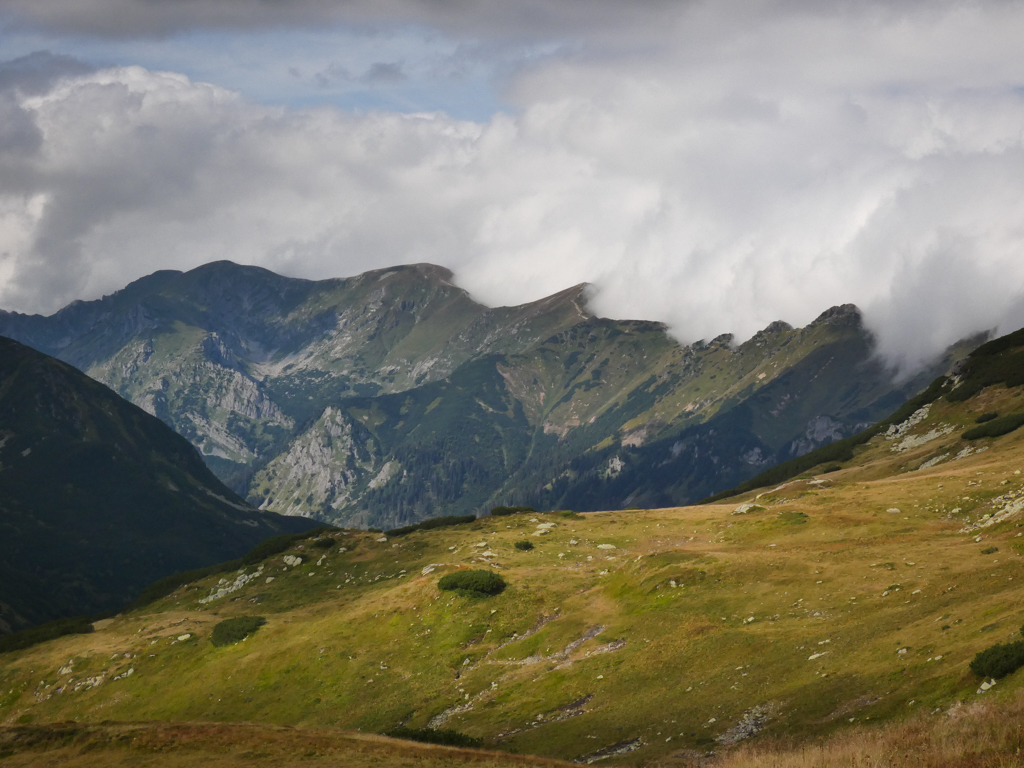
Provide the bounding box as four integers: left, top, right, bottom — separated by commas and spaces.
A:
0, 262, 974, 529
0, 336, 316, 633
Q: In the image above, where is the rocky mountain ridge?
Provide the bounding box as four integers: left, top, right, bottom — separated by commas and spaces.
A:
0, 262, 974, 529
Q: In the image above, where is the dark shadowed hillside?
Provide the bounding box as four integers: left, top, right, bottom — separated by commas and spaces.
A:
0, 337, 317, 633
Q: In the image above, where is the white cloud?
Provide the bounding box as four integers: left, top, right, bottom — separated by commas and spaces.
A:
1, 1, 1024, 374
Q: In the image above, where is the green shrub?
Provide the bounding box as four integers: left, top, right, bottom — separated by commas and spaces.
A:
962, 413, 1024, 441
976, 412, 999, 424
970, 640, 1024, 679
312, 537, 335, 549
437, 569, 507, 596
210, 616, 267, 647
490, 505, 536, 517
386, 515, 477, 537
822, 464, 843, 473
982, 547, 999, 554
946, 327, 1024, 402
0, 615, 95, 654
514, 540, 534, 551
385, 727, 482, 748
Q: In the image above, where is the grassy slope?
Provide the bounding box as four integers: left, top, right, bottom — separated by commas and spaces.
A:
3, 379, 1024, 765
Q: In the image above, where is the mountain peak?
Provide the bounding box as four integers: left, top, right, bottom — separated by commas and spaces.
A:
809, 303, 862, 328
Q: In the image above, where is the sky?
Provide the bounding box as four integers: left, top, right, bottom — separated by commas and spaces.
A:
1, 1, 1024, 372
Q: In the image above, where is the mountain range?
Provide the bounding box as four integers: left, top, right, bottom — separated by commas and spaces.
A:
0, 261, 977, 530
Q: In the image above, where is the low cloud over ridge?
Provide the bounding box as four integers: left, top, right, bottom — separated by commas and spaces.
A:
1, 2, 1024, 373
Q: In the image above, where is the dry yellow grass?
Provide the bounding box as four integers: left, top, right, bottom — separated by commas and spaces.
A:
706, 690, 1024, 768
0, 721, 574, 768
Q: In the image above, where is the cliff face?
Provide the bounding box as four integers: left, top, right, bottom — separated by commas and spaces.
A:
0, 261, 969, 529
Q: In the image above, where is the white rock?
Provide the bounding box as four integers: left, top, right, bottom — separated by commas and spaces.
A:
887, 508, 901, 514
808, 652, 827, 660
597, 544, 617, 550
265, 577, 274, 584
177, 634, 191, 642
376, 536, 388, 543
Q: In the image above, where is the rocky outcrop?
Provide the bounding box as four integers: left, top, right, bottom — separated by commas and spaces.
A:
253, 407, 380, 520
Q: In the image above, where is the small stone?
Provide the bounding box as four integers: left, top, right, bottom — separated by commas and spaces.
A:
597, 544, 616, 550
265, 577, 274, 584
177, 634, 191, 642
887, 508, 901, 514
376, 536, 388, 543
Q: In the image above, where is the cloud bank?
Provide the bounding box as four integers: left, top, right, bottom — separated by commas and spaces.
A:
1, 2, 1024, 373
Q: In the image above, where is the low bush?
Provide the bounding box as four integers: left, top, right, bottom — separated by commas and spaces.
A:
0, 616, 95, 654
312, 537, 335, 549
437, 569, 507, 596
976, 412, 999, 424
490, 505, 536, 517
982, 547, 999, 554
514, 540, 534, 551
822, 464, 843, 473
962, 413, 1024, 441
385, 727, 482, 748
386, 515, 477, 537
970, 640, 1024, 679
210, 616, 267, 647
